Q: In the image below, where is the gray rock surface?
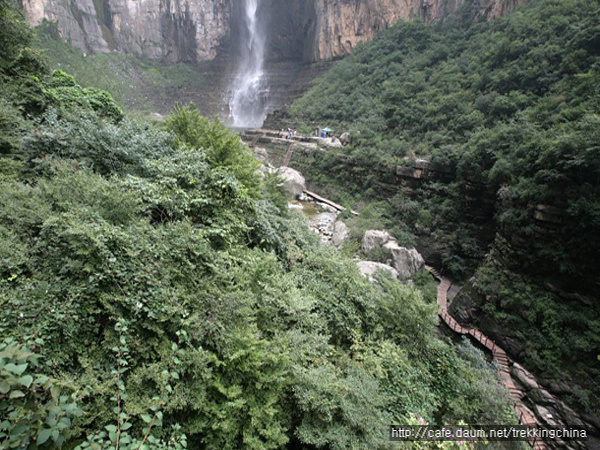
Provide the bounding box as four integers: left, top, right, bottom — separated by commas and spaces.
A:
253, 147, 269, 163
535, 404, 560, 427
339, 132, 350, 146
309, 0, 526, 61
24, 0, 110, 54
23, 0, 230, 63
512, 362, 540, 391
383, 241, 425, 279
331, 221, 349, 247
311, 212, 338, 245
318, 137, 343, 148
361, 230, 392, 253
254, 147, 274, 177
510, 361, 600, 447
357, 261, 398, 282
278, 166, 306, 198
23, 0, 526, 65
361, 230, 423, 279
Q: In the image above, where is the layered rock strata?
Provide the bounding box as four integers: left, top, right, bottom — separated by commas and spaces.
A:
23, 0, 230, 63
307, 0, 528, 61
22, 0, 528, 63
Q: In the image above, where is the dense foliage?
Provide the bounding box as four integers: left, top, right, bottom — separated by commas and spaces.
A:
0, 0, 518, 449
287, 0, 600, 409
290, 0, 600, 273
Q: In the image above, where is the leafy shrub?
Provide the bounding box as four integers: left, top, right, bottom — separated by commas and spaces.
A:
22, 108, 172, 175
292, 365, 389, 450
164, 104, 261, 198
0, 98, 28, 155
286, 0, 600, 407
364, 245, 391, 264
0, 336, 81, 449
44, 70, 124, 121
0, 0, 32, 72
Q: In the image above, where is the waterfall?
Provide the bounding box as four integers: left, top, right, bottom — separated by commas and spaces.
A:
228, 0, 269, 129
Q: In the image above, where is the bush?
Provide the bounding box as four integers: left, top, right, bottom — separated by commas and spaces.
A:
0, 336, 81, 449
164, 104, 261, 198
0, 14, 521, 447
0, 0, 32, 71
44, 70, 124, 121
286, 0, 600, 408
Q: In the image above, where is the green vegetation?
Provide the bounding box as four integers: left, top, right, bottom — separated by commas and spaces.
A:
286, 0, 600, 411
0, 0, 519, 448
290, 0, 600, 274
458, 262, 600, 411
0, 336, 82, 449
33, 22, 208, 118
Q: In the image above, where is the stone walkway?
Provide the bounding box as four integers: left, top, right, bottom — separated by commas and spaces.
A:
425, 265, 547, 450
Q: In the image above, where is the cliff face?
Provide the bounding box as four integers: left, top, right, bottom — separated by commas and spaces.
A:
307, 0, 527, 61
22, 0, 526, 64
23, 0, 230, 63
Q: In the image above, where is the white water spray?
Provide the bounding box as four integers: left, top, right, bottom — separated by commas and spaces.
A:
228, 0, 269, 128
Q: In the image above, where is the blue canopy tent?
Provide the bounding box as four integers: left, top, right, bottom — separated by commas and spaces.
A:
320, 127, 333, 137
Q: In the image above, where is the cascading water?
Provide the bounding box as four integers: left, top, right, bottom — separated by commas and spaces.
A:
228, 0, 269, 128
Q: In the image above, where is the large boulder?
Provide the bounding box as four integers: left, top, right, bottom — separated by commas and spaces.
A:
278, 166, 306, 197
331, 220, 349, 247
254, 147, 274, 177
383, 241, 424, 279
361, 230, 392, 253
357, 261, 398, 283
253, 147, 269, 163
339, 132, 350, 146
318, 137, 343, 148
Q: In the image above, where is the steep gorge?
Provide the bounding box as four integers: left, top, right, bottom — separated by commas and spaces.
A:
272, 1, 600, 446
5, 3, 600, 450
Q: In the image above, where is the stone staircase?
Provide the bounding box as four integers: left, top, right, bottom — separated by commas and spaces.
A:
283, 142, 295, 166
426, 265, 548, 450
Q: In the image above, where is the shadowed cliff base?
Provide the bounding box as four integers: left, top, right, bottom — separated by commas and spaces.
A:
34, 26, 333, 120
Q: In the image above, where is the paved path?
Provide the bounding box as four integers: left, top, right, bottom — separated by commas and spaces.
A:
425, 265, 547, 450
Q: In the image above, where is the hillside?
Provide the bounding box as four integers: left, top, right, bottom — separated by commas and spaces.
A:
31, 24, 224, 119
284, 0, 599, 422
0, 1, 520, 449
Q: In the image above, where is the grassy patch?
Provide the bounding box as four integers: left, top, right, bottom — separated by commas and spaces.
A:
33, 24, 207, 119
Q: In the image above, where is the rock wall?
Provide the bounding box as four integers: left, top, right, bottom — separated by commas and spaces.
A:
306, 0, 528, 61
22, 0, 527, 64
22, 0, 231, 63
